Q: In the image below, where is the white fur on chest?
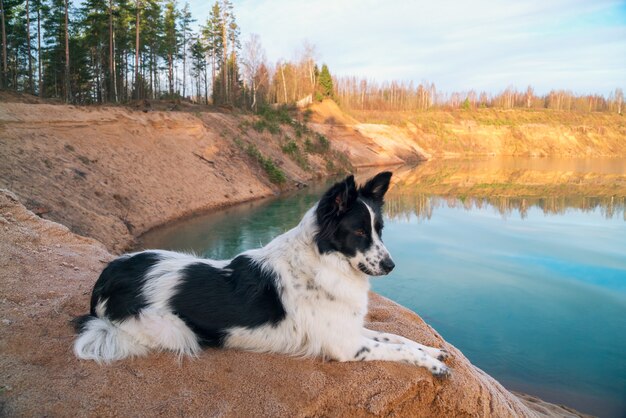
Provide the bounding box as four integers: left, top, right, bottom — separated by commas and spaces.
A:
224, 209, 371, 360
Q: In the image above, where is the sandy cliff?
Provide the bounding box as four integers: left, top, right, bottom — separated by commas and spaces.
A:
0, 190, 588, 417
308, 100, 431, 166
309, 100, 626, 162
0, 102, 346, 253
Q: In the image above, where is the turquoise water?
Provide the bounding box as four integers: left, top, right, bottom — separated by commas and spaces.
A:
141, 163, 626, 417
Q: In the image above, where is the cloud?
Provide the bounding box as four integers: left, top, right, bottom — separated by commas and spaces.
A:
187, 0, 626, 95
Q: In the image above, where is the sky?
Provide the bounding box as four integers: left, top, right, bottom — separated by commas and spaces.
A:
187, 0, 626, 96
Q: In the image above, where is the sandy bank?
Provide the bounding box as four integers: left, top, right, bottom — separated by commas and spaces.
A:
309, 100, 626, 160
0, 102, 347, 253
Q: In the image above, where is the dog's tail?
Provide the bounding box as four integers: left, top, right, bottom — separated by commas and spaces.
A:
72, 315, 148, 363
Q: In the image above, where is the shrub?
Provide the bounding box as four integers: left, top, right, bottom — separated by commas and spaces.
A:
281, 140, 299, 155
305, 133, 331, 154
302, 109, 313, 123
245, 144, 286, 184
253, 118, 280, 134
281, 139, 310, 170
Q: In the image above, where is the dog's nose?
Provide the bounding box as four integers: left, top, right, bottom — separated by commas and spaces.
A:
380, 257, 395, 273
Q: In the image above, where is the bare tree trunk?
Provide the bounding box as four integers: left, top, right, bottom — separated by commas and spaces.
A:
280, 64, 287, 103
26, 0, 33, 93
37, 5, 42, 96
167, 54, 173, 96
221, 22, 227, 103
210, 52, 215, 103
64, 0, 70, 102
204, 58, 208, 104
251, 79, 256, 111
182, 31, 186, 98
1, 0, 7, 88
134, 0, 140, 99
148, 48, 153, 98
108, 0, 114, 101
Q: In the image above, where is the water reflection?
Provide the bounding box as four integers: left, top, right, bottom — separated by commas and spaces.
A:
140, 157, 626, 417
377, 157, 626, 221
385, 193, 626, 221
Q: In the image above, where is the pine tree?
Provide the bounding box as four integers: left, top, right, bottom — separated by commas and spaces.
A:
63, 0, 70, 101
318, 63, 333, 99
79, 0, 108, 101
142, 0, 162, 98
34, 0, 44, 95
179, 2, 193, 98
43, 0, 68, 97
0, 0, 7, 87
162, 0, 178, 97
26, 0, 32, 93
209, 0, 239, 105
189, 35, 206, 103
132, 0, 140, 99
201, 2, 222, 103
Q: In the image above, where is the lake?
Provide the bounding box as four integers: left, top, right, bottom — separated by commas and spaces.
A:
140, 157, 626, 418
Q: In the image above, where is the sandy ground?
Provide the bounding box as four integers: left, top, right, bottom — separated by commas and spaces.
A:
0, 190, 590, 417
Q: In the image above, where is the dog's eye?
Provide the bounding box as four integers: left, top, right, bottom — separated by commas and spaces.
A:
355, 229, 366, 237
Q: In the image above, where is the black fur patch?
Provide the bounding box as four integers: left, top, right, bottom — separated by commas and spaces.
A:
89, 252, 162, 321
354, 346, 371, 358
171, 255, 286, 347
71, 314, 95, 333
358, 262, 375, 275
315, 173, 391, 257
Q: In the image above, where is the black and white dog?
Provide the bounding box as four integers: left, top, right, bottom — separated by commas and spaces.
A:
73, 172, 451, 376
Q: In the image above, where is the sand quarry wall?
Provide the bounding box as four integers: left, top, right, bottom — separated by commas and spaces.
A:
0, 102, 343, 253
309, 100, 626, 162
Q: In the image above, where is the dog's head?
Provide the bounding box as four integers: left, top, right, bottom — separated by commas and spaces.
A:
315, 171, 395, 276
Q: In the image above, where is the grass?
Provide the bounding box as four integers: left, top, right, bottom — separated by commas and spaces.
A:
245, 143, 286, 184
305, 133, 330, 154
345, 106, 625, 128
252, 104, 296, 134
281, 139, 310, 170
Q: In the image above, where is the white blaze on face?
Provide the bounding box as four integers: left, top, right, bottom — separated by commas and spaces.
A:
351, 200, 393, 276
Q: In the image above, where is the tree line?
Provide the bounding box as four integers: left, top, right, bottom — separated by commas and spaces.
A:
0, 0, 334, 109
335, 78, 624, 114
0, 0, 622, 114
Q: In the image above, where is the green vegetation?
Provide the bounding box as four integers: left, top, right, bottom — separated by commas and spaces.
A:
317, 64, 334, 101
2, 0, 622, 119
252, 105, 295, 134
305, 133, 330, 154
281, 139, 310, 170
245, 144, 286, 185
293, 121, 310, 138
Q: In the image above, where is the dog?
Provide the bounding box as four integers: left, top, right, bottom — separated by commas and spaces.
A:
73, 171, 451, 376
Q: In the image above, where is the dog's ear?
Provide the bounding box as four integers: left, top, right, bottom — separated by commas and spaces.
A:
318, 175, 358, 219
359, 171, 392, 203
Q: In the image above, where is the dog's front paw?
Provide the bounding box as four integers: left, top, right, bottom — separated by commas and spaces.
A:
436, 348, 450, 361
430, 362, 451, 378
